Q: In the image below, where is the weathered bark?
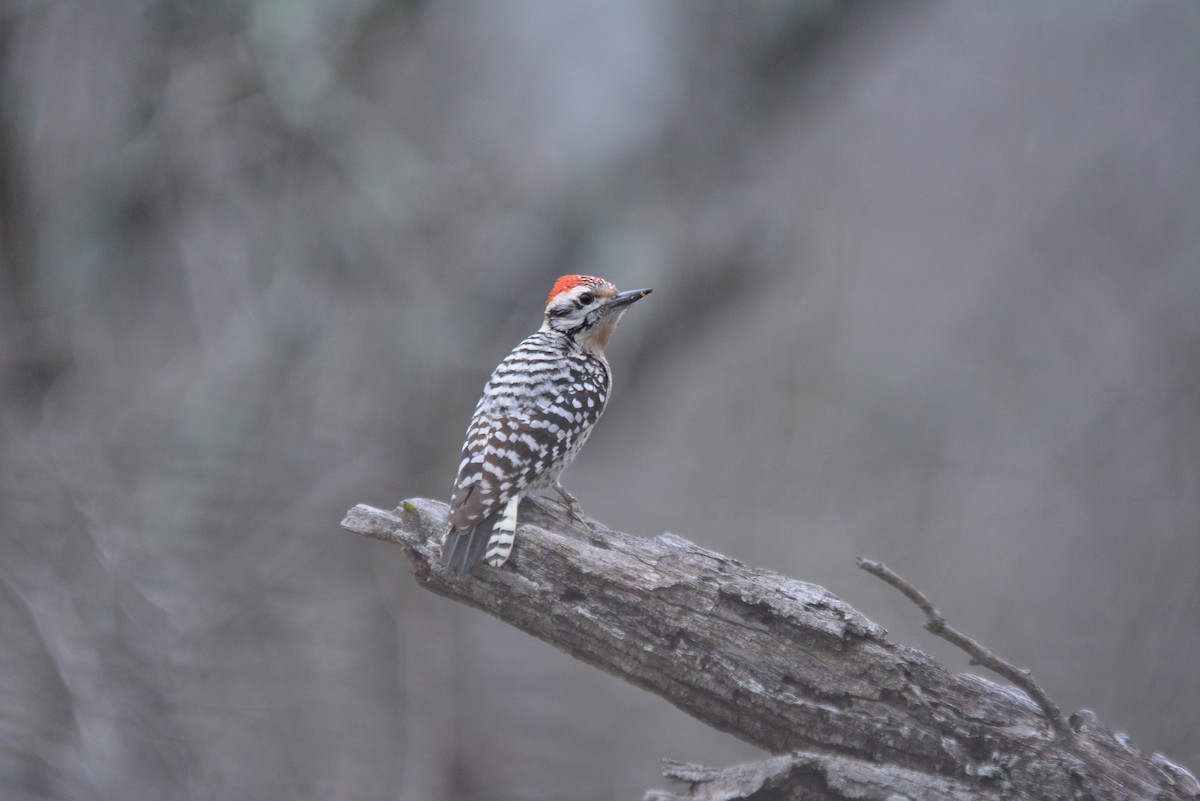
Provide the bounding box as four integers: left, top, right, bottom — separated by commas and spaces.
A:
341, 499, 1199, 801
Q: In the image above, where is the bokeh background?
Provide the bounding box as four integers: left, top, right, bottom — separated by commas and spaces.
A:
1, 1, 1197, 799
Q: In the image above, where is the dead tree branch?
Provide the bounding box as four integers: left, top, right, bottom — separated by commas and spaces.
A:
341, 499, 1198, 801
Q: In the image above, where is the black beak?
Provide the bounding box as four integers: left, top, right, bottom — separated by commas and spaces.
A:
609, 288, 652, 309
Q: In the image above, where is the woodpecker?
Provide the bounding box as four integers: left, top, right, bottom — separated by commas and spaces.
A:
441, 275, 652, 578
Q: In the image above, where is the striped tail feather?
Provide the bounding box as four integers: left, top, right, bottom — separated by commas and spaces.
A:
441, 495, 521, 578
483, 495, 520, 568
441, 515, 495, 578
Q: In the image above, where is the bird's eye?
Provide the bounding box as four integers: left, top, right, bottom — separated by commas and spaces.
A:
579, 293, 594, 305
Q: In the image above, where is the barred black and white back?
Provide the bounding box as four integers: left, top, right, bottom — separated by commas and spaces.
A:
441, 275, 651, 578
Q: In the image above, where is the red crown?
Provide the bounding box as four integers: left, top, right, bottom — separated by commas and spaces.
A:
547, 274, 612, 304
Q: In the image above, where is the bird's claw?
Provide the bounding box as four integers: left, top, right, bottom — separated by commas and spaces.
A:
554, 484, 592, 535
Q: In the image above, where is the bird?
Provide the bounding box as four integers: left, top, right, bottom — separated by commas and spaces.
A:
441, 274, 652, 578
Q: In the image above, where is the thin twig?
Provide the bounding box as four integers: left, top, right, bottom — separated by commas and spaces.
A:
856, 557, 1072, 740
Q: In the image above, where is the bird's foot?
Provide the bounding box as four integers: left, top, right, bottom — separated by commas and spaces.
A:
553, 483, 592, 535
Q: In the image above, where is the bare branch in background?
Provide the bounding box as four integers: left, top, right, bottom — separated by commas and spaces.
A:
856, 557, 1069, 739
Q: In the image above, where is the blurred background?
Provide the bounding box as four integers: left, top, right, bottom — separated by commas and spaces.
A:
1, 1, 1197, 799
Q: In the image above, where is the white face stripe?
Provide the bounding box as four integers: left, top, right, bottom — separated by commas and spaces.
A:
542, 281, 619, 336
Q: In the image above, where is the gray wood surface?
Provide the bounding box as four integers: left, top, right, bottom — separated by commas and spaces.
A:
342, 499, 1198, 801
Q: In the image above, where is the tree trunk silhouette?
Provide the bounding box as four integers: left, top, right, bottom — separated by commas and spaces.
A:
341, 499, 1198, 801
